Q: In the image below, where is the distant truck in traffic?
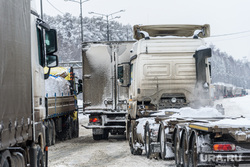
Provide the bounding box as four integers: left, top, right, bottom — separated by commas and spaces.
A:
44, 67, 81, 146
81, 41, 133, 140
0, 0, 59, 166
117, 24, 250, 166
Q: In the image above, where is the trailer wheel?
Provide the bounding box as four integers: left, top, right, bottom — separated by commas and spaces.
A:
51, 119, 56, 145
2, 159, 9, 167
189, 135, 198, 167
159, 124, 166, 159
44, 121, 51, 146
1, 151, 10, 167
174, 132, 181, 166
72, 117, 79, 138
93, 134, 102, 140
129, 122, 142, 155
102, 129, 109, 140
65, 116, 72, 140
181, 132, 188, 167
145, 123, 151, 158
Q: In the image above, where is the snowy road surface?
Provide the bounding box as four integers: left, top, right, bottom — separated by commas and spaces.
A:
48, 115, 175, 167
49, 95, 250, 167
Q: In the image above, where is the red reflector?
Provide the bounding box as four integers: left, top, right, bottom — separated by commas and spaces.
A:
89, 117, 100, 123
213, 144, 236, 151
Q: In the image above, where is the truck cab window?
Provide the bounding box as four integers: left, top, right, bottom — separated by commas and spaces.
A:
130, 64, 133, 83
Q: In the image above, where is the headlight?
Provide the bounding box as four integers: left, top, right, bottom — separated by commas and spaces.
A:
171, 97, 177, 103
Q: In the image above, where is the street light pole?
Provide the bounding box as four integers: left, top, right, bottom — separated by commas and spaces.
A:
89, 10, 125, 41
80, 0, 83, 42
106, 16, 109, 41
65, 0, 89, 42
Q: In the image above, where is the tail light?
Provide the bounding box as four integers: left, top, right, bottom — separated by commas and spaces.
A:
213, 144, 236, 151
89, 117, 100, 123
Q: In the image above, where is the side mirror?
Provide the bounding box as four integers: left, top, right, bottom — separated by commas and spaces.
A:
193, 48, 212, 85
47, 55, 58, 68
118, 63, 130, 87
77, 79, 83, 95
45, 29, 58, 54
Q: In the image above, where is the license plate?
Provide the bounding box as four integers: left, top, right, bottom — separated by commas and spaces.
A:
93, 129, 103, 135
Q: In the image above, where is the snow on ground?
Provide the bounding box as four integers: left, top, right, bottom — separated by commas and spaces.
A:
214, 95, 250, 118
49, 113, 175, 167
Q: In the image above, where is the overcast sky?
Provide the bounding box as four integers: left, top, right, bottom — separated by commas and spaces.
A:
37, 0, 250, 60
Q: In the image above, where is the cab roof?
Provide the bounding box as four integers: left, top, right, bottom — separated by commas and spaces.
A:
133, 24, 210, 40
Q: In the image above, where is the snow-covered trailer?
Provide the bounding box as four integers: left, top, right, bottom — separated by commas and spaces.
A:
82, 41, 133, 140
148, 110, 250, 166
233, 87, 243, 97
224, 86, 234, 98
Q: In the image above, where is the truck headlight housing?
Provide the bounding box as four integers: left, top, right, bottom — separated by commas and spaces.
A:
171, 97, 177, 103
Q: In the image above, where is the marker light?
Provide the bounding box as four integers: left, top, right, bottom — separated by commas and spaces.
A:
213, 144, 236, 151
89, 117, 100, 123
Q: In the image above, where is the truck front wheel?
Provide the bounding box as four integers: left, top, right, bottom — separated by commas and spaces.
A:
93, 134, 102, 140
145, 123, 151, 158
37, 146, 44, 167
129, 122, 142, 155
159, 124, 166, 159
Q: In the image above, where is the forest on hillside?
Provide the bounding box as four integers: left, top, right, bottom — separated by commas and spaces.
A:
44, 14, 250, 88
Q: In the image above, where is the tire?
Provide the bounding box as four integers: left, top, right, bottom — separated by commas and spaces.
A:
93, 134, 102, 140
44, 121, 51, 146
76, 117, 79, 138
0, 150, 11, 167
102, 129, 109, 140
51, 119, 56, 145
66, 116, 72, 140
37, 146, 44, 167
2, 159, 9, 167
159, 124, 166, 159
181, 132, 188, 167
174, 131, 181, 166
145, 123, 151, 158
72, 117, 79, 138
129, 122, 142, 155
189, 135, 198, 167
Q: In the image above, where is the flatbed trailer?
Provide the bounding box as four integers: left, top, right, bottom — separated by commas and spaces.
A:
137, 111, 250, 166
44, 67, 80, 146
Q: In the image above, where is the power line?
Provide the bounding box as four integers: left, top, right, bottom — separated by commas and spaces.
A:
46, 0, 64, 14
210, 30, 250, 38
206, 34, 250, 42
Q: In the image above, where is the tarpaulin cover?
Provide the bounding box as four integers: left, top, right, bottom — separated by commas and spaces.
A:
0, 0, 31, 148
44, 67, 70, 80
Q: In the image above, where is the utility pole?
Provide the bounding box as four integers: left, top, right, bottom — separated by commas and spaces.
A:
89, 10, 125, 41
65, 0, 89, 42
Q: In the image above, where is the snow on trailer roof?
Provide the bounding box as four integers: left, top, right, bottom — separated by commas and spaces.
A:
189, 117, 250, 132
133, 24, 210, 40
152, 107, 223, 118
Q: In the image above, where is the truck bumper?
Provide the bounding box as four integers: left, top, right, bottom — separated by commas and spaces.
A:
82, 125, 125, 129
